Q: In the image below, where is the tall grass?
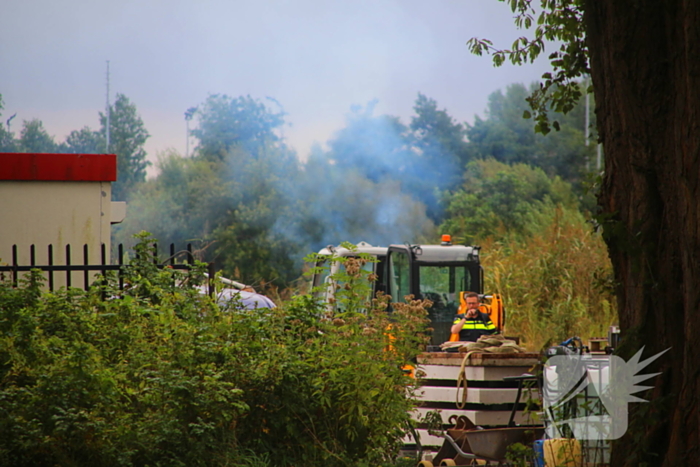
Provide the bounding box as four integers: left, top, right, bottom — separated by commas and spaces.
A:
481, 204, 617, 351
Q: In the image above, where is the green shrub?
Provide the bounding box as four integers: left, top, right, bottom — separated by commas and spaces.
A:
0, 235, 427, 466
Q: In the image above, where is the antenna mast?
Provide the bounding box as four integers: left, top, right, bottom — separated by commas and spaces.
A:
105, 60, 110, 152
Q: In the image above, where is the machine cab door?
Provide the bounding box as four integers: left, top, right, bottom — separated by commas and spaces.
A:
386, 246, 413, 305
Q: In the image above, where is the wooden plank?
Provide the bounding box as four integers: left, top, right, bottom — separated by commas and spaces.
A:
418, 352, 540, 360
411, 408, 540, 427
418, 352, 540, 367
468, 354, 540, 367
418, 364, 483, 380
417, 386, 539, 405
418, 364, 535, 381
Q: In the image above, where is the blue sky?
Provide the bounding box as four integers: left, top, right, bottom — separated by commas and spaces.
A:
1, 0, 551, 166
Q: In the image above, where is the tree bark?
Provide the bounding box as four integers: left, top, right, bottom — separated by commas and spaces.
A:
584, 0, 700, 465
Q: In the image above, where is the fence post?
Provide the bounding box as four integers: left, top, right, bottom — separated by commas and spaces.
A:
11, 245, 18, 287
65, 244, 71, 288
101, 243, 107, 276
208, 262, 216, 298
30, 244, 37, 288
118, 244, 124, 291
0, 243, 200, 295
101, 243, 108, 300
48, 244, 54, 292
83, 244, 90, 290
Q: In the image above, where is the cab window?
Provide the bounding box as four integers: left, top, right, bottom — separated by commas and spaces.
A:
388, 250, 411, 303
419, 264, 470, 344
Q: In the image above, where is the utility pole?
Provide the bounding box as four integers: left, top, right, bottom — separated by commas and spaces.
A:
105, 60, 111, 153
184, 107, 197, 157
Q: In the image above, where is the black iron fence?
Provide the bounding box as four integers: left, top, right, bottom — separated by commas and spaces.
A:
0, 243, 214, 293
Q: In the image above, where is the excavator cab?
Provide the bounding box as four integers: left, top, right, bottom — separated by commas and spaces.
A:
385, 236, 486, 345
312, 236, 505, 346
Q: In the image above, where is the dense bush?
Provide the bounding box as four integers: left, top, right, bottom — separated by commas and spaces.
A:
0, 236, 428, 467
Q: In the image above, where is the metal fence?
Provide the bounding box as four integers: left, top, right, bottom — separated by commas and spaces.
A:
0, 243, 213, 293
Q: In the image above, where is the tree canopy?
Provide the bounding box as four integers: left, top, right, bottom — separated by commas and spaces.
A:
18, 119, 58, 153
191, 94, 285, 162
465, 83, 595, 184
113, 96, 303, 287
107, 86, 606, 291
440, 158, 577, 244
102, 93, 150, 201
63, 126, 103, 154
2, 82, 607, 300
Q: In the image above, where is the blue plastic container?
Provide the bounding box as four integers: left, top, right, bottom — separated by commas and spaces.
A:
533, 439, 546, 467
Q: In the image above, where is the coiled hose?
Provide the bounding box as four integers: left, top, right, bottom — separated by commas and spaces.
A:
454, 334, 525, 409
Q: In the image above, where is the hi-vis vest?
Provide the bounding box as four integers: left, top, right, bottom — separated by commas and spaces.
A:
453, 312, 496, 342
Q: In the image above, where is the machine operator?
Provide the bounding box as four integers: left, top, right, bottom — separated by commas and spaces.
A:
450, 292, 497, 341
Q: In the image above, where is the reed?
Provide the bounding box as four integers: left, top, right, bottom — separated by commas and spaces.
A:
482, 204, 616, 351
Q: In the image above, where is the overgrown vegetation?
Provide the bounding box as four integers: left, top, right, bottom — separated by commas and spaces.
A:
0, 236, 429, 467
482, 209, 615, 349
1, 77, 615, 350
442, 159, 615, 349
0, 84, 599, 288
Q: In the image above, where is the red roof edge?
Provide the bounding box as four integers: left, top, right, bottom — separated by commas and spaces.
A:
0, 153, 117, 182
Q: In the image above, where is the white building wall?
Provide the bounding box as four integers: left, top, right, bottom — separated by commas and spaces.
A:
0, 181, 119, 289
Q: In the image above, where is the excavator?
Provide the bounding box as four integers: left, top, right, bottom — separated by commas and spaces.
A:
314, 237, 535, 465
312, 235, 504, 345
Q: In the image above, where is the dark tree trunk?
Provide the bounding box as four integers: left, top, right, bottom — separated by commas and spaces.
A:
584, 0, 700, 465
